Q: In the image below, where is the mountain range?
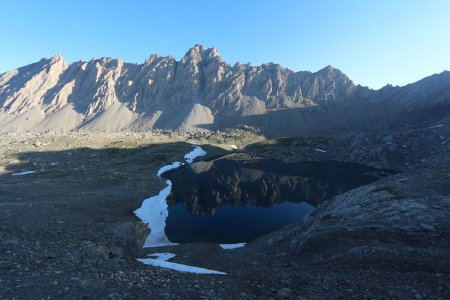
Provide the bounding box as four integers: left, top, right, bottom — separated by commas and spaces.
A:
1, 45, 449, 135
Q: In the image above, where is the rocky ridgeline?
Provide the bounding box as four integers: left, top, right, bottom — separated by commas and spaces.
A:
2, 45, 448, 134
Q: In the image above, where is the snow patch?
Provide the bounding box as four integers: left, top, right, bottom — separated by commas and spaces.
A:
230, 145, 238, 150
314, 148, 327, 153
134, 180, 178, 247
11, 171, 36, 176
184, 146, 207, 163
137, 252, 226, 275
427, 124, 445, 129
157, 162, 182, 177
148, 252, 176, 260
219, 243, 246, 250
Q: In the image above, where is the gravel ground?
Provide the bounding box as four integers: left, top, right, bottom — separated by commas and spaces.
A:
1, 127, 449, 299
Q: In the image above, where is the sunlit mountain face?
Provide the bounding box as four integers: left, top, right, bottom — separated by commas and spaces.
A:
162, 156, 387, 243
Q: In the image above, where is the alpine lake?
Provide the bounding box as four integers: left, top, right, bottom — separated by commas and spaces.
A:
160, 154, 389, 244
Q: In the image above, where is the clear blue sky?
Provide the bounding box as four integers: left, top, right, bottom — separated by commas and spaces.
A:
1, 0, 449, 89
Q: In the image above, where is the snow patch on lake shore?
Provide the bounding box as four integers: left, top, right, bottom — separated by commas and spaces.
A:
184, 146, 207, 163
134, 180, 177, 247
156, 162, 182, 177
134, 146, 207, 248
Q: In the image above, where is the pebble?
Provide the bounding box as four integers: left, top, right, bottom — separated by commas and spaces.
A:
277, 287, 300, 298
419, 223, 434, 231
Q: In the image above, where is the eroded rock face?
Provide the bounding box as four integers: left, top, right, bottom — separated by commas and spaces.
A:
0, 54, 69, 114
1, 45, 449, 133
0, 45, 356, 132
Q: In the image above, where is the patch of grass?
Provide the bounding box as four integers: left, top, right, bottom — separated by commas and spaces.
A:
100, 173, 130, 186
0, 265, 13, 272
249, 136, 331, 150
112, 140, 139, 148
321, 213, 334, 222
248, 139, 280, 149
278, 137, 294, 145
371, 186, 405, 198
226, 153, 256, 161
151, 153, 168, 164
107, 147, 122, 157
199, 131, 263, 148
11, 287, 24, 293
204, 135, 234, 145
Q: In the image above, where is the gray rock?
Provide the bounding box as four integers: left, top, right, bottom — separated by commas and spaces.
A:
277, 287, 301, 299
79, 241, 109, 260
419, 223, 435, 231
1, 237, 20, 246
104, 222, 149, 256
109, 246, 124, 258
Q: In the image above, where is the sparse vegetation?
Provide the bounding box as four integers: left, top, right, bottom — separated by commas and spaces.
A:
371, 186, 405, 198
321, 213, 334, 221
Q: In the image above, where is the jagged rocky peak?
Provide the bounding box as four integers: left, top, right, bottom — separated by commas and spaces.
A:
89, 57, 123, 69
316, 65, 351, 81
207, 46, 220, 57
144, 54, 176, 68
185, 44, 205, 56
182, 44, 223, 63
145, 54, 161, 65
50, 53, 64, 64
36, 54, 67, 74
205, 47, 222, 62
308, 64, 357, 99
35, 53, 68, 71
320, 65, 335, 72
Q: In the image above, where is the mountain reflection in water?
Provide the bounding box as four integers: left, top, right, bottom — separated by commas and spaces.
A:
161, 157, 382, 243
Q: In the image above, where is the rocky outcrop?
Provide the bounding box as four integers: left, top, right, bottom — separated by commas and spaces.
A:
257, 164, 450, 266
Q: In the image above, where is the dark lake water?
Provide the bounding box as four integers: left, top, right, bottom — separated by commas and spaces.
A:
161, 156, 384, 244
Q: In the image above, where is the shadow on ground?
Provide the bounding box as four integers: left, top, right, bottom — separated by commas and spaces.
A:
0, 141, 227, 255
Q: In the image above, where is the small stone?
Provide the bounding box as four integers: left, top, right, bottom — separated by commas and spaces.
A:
89, 279, 106, 290
109, 247, 124, 258
289, 239, 300, 252
78, 279, 90, 289
1, 237, 20, 246
419, 223, 434, 231
277, 287, 300, 298
108, 293, 120, 300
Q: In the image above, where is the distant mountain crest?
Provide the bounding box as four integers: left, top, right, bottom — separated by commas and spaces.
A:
0, 45, 449, 134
